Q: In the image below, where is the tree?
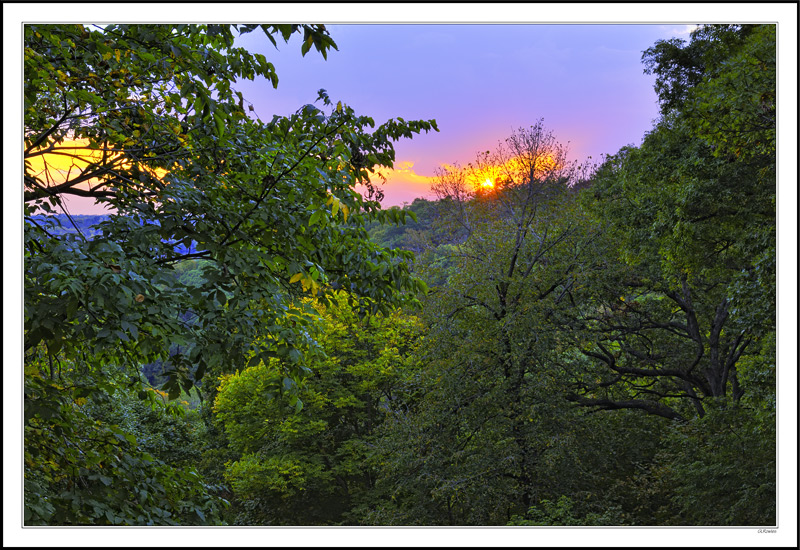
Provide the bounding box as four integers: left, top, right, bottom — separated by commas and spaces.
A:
642, 24, 759, 117
565, 24, 775, 421
24, 23, 436, 525
213, 294, 425, 525
25, 24, 434, 396
364, 123, 601, 525
24, 358, 228, 525
556, 24, 776, 526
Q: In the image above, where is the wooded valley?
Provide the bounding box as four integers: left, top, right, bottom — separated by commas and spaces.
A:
23, 23, 776, 526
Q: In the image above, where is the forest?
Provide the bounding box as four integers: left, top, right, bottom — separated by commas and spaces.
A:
23, 24, 776, 527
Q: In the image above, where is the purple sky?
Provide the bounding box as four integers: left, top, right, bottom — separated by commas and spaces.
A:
234, 24, 697, 205
32, 23, 715, 213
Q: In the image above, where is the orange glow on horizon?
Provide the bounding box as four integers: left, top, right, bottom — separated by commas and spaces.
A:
468, 151, 562, 192
26, 138, 168, 194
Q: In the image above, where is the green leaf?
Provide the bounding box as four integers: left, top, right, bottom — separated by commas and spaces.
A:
301, 38, 312, 57
214, 111, 225, 138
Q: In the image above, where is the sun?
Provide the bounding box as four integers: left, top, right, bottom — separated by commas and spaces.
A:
481, 178, 495, 189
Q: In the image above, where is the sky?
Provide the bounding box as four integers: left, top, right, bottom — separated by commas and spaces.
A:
233, 23, 696, 206
34, 22, 703, 214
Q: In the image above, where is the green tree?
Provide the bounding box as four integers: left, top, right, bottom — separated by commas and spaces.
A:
213, 293, 425, 525
507, 495, 624, 526
558, 24, 776, 525
24, 23, 435, 525
567, 24, 775, 422
24, 357, 227, 525
365, 123, 601, 525
365, 198, 449, 253
637, 400, 776, 526
642, 24, 759, 117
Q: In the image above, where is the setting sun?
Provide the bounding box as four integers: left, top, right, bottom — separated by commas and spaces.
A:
481, 178, 494, 189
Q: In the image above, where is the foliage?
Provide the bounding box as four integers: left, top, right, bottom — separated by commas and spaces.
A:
366, 197, 467, 254
508, 496, 624, 526
24, 357, 226, 525
361, 123, 600, 525
25, 21, 434, 400
642, 24, 759, 116
552, 24, 776, 526
24, 23, 435, 526
566, 24, 775, 421
213, 293, 425, 525
22, 23, 776, 528
358, 26, 776, 525
629, 401, 775, 526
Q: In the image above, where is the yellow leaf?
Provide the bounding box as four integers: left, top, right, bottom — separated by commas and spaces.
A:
336, 101, 342, 113
115, 49, 121, 63
331, 199, 339, 218
341, 204, 349, 222
289, 273, 303, 284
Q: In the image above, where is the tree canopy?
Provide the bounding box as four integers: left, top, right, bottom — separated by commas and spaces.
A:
22, 23, 777, 529
24, 23, 436, 395
567, 24, 776, 421
23, 23, 435, 525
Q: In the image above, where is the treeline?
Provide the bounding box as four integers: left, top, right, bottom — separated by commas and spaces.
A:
202, 24, 775, 525
23, 24, 775, 526
28, 214, 108, 237
27, 214, 201, 255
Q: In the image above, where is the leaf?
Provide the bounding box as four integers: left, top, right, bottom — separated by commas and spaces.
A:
214, 111, 225, 138
289, 273, 303, 284
301, 37, 312, 56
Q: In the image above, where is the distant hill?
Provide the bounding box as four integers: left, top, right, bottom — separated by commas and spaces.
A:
26, 214, 198, 254
366, 197, 468, 253
30, 203, 452, 256
27, 214, 109, 238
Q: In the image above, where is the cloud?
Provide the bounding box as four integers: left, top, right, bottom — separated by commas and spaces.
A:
359, 160, 438, 206
670, 24, 700, 36
376, 160, 436, 185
